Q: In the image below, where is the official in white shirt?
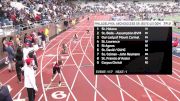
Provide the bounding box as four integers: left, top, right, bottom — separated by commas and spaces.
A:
24, 58, 38, 101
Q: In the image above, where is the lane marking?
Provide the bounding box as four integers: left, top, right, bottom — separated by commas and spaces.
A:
146, 75, 180, 94
157, 76, 180, 100
93, 15, 98, 101
105, 75, 137, 101
41, 25, 81, 101
116, 75, 124, 101
66, 26, 89, 101
40, 20, 88, 101
38, 95, 43, 101
167, 75, 180, 82
137, 75, 152, 101
51, 91, 67, 100
172, 71, 180, 80
67, 29, 107, 101
126, 75, 167, 101
17, 92, 22, 99
45, 54, 57, 57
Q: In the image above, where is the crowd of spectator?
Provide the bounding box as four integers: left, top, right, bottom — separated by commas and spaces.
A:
82, 1, 180, 20
1, 0, 180, 28
0, 0, 80, 28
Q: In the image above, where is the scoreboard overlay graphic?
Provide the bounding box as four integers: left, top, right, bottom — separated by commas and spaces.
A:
94, 21, 172, 74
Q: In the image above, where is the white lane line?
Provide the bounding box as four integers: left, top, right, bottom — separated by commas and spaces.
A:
57, 38, 77, 101
71, 53, 83, 55
126, 76, 168, 101
84, 15, 126, 101
137, 75, 152, 101
61, 71, 77, 101
94, 75, 97, 101
167, 75, 180, 82
77, 17, 107, 100
63, 64, 76, 67
38, 94, 43, 101
157, 76, 180, 100
89, 27, 94, 49
67, 23, 107, 100
116, 75, 124, 101
146, 75, 180, 94
41, 25, 81, 101
79, 37, 94, 65
104, 75, 137, 101
45, 73, 58, 91
66, 27, 89, 101
0, 65, 8, 74
172, 71, 180, 79
44, 36, 72, 91
38, 39, 76, 101
172, 61, 180, 73
173, 68, 180, 73
71, 36, 107, 101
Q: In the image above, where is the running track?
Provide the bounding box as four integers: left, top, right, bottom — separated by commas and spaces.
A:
0, 14, 180, 101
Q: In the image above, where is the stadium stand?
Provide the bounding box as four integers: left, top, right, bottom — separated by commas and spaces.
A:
0, 0, 84, 68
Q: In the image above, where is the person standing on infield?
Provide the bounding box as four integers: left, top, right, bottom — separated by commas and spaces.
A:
24, 58, 38, 101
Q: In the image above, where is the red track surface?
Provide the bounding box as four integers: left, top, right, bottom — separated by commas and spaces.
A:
0, 15, 180, 101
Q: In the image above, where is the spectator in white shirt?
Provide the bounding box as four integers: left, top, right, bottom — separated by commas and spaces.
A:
24, 58, 38, 101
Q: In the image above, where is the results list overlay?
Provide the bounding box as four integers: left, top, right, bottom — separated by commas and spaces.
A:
94, 21, 172, 74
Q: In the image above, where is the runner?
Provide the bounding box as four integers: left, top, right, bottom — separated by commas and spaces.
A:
73, 34, 78, 41
62, 43, 68, 54
87, 16, 89, 21
51, 60, 63, 87
86, 29, 90, 34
